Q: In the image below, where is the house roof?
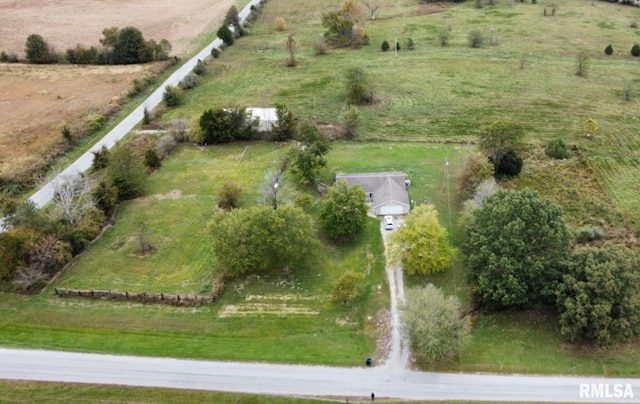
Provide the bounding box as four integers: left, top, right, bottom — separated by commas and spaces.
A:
335, 172, 410, 215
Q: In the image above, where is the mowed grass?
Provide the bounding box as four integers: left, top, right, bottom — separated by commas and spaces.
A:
163, 0, 640, 224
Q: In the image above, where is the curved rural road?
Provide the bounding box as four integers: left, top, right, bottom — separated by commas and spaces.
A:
1, 348, 639, 402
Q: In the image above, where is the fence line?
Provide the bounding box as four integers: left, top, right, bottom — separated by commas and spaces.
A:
54, 288, 216, 306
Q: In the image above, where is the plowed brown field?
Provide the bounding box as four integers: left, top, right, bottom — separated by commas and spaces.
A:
0, 0, 234, 180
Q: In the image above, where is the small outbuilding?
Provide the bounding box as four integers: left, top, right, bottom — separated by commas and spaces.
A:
336, 172, 410, 216
246, 108, 278, 132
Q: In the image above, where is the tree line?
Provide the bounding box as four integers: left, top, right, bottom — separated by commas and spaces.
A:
19, 26, 172, 65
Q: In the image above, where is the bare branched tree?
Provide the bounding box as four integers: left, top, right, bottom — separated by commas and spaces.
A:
52, 171, 95, 226
361, 0, 383, 20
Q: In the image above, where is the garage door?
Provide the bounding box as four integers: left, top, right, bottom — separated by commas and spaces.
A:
378, 204, 404, 216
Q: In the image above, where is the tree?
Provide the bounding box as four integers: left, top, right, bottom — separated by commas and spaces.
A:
557, 244, 640, 346
209, 204, 319, 278
342, 105, 362, 139
217, 181, 242, 210
319, 180, 368, 242
114, 27, 145, 64
290, 121, 331, 185
331, 271, 365, 304
464, 189, 573, 309
273, 103, 296, 141
51, 172, 95, 226
490, 148, 523, 179
388, 204, 455, 276
224, 5, 242, 32
321, 1, 367, 49
478, 120, 525, 175
285, 33, 297, 67
381, 40, 390, 52
361, 0, 383, 19
92, 180, 119, 216
345, 66, 373, 104
100, 27, 120, 48
575, 50, 590, 77
217, 24, 235, 46
401, 284, 470, 361
0, 232, 26, 280
631, 44, 640, 57
25, 34, 55, 64
107, 145, 146, 201
198, 108, 234, 144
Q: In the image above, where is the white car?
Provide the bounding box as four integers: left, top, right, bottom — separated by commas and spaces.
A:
383, 215, 394, 230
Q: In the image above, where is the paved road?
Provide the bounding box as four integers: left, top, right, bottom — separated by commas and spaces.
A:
0, 0, 262, 233
1, 348, 639, 402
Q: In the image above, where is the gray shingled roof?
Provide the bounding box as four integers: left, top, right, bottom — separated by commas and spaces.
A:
335, 172, 410, 215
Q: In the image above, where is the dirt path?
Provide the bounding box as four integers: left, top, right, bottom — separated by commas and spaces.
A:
379, 217, 410, 370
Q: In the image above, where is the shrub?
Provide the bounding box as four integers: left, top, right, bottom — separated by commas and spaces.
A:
342, 105, 362, 140
192, 59, 206, 75
211, 47, 221, 59
0, 51, 19, 63
331, 271, 365, 305
179, 72, 201, 90
575, 226, 604, 243
468, 29, 484, 48
293, 193, 313, 209
162, 85, 183, 107
217, 181, 242, 210
545, 139, 569, 159
604, 44, 613, 55
381, 40, 390, 52
274, 16, 287, 31
345, 66, 373, 104
87, 114, 106, 134
156, 135, 177, 159
623, 81, 634, 102
143, 107, 151, 125
632, 44, 640, 57
459, 153, 494, 198
144, 149, 161, 169
438, 27, 451, 47
314, 41, 327, 56
406, 38, 415, 50
92, 145, 110, 171
61, 126, 73, 143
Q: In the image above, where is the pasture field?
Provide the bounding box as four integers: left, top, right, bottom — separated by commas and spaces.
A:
164, 0, 640, 225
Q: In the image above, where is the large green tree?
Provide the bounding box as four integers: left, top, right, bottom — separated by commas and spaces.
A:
401, 284, 470, 361
114, 26, 146, 64
290, 121, 331, 184
388, 204, 455, 276
25, 34, 55, 64
464, 189, 573, 309
557, 244, 640, 346
319, 180, 368, 242
107, 145, 146, 201
209, 205, 318, 278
